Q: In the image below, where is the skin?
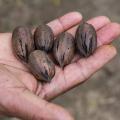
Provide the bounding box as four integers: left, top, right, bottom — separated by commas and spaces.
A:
0, 12, 120, 120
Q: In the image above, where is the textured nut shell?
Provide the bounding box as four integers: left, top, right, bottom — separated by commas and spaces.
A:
28, 50, 55, 82
75, 23, 97, 57
12, 26, 35, 62
34, 24, 54, 52
53, 32, 75, 68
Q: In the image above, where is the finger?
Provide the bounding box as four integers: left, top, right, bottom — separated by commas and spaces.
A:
2, 89, 74, 120
97, 23, 120, 46
40, 45, 116, 100
68, 16, 111, 37
64, 45, 117, 94
47, 11, 82, 36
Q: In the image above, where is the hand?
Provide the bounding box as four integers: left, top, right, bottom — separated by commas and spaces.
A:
0, 12, 120, 120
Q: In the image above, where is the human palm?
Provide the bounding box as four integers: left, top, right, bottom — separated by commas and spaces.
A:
0, 12, 120, 120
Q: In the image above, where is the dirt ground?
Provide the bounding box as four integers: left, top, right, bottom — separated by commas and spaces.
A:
1, 0, 120, 120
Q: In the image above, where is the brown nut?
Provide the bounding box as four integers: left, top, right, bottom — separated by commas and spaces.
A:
28, 50, 55, 82
53, 32, 75, 68
12, 26, 35, 63
34, 24, 54, 52
75, 22, 97, 57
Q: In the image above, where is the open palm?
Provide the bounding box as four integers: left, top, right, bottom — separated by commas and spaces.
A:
0, 12, 120, 120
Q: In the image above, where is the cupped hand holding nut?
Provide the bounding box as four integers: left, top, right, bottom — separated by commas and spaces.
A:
28, 50, 55, 82
12, 26, 35, 63
53, 32, 75, 68
0, 12, 120, 120
12, 22, 97, 82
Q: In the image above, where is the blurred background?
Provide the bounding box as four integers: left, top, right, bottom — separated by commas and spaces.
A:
1, 0, 120, 120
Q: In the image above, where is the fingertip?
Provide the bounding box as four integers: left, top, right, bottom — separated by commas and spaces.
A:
58, 11, 83, 29
104, 45, 117, 56
97, 22, 120, 46
97, 16, 111, 23
67, 11, 83, 20
88, 16, 111, 24
87, 16, 111, 30
96, 45, 117, 61
110, 22, 120, 30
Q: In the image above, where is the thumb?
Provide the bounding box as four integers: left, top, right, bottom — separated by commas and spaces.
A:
6, 89, 74, 120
